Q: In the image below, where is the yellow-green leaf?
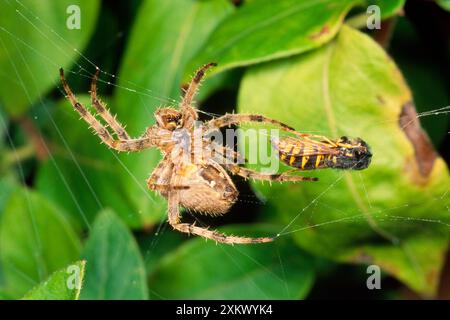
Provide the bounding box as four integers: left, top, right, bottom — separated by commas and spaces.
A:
238, 25, 450, 297
437, 0, 450, 11
367, 0, 405, 18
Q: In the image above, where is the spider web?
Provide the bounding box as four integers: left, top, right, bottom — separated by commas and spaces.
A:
0, 0, 449, 299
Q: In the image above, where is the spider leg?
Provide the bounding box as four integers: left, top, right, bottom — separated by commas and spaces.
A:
296, 133, 338, 147
205, 113, 296, 133
90, 68, 130, 140
60, 68, 155, 152
224, 163, 318, 182
181, 62, 216, 110
147, 155, 185, 192
207, 144, 316, 182
180, 63, 217, 128
205, 141, 247, 165
206, 143, 315, 182
149, 184, 189, 192
167, 191, 273, 244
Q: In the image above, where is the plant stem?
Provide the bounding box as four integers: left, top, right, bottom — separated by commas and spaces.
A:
346, 13, 369, 30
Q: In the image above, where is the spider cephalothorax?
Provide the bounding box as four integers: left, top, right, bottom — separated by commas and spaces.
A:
155, 108, 183, 130
60, 63, 315, 244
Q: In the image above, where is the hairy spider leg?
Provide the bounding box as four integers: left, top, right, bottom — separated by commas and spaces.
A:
223, 163, 318, 182
205, 113, 296, 133
180, 62, 217, 128
60, 68, 156, 152
90, 68, 130, 140
167, 191, 274, 244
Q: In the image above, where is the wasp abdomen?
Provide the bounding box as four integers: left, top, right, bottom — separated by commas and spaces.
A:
275, 135, 372, 171
280, 152, 336, 170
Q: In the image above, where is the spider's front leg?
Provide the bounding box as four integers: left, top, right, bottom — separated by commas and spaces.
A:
206, 141, 247, 165
204, 114, 318, 182
167, 191, 273, 245
90, 68, 130, 140
60, 68, 155, 152
204, 113, 297, 134
180, 63, 217, 128
181, 62, 217, 110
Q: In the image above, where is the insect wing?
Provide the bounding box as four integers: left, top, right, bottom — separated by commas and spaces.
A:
272, 136, 338, 157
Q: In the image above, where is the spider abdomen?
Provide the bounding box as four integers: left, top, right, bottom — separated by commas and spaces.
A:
176, 162, 238, 216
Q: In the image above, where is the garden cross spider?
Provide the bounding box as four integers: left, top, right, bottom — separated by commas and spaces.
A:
59, 63, 317, 244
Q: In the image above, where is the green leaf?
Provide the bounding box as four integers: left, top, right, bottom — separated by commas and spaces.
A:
0, 288, 15, 300
238, 25, 450, 297
22, 260, 85, 300
367, 0, 405, 18
0, 107, 7, 141
0, 189, 81, 298
437, 0, 450, 11
81, 209, 148, 300
0, 107, 9, 173
0, 175, 18, 217
0, 0, 100, 116
187, 0, 362, 78
148, 225, 315, 299
36, 96, 165, 229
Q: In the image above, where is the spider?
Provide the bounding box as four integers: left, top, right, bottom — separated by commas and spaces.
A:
59, 63, 317, 244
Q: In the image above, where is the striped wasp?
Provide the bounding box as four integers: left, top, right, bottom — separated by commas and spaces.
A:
272, 133, 372, 173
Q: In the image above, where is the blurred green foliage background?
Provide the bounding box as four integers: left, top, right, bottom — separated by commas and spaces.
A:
0, 0, 449, 300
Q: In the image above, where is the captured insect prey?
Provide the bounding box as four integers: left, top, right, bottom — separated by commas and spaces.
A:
60, 63, 316, 245
272, 135, 372, 172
